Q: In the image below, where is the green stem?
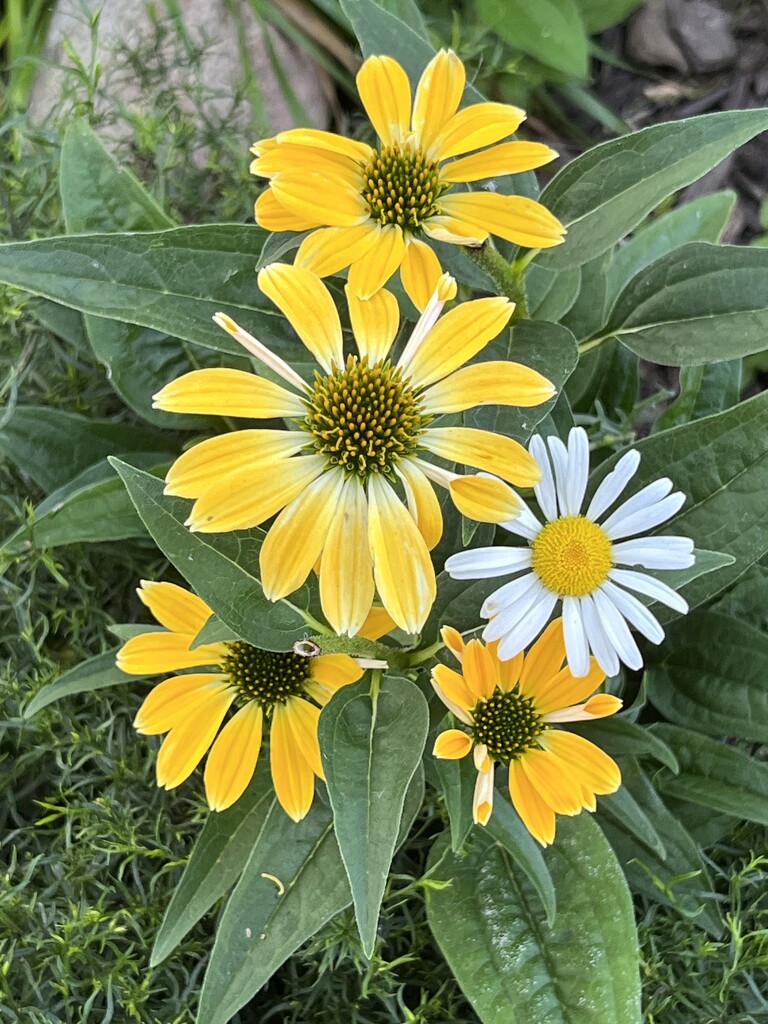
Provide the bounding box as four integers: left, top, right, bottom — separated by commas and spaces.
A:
293, 605, 331, 634
464, 243, 528, 321
406, 639, 443, 667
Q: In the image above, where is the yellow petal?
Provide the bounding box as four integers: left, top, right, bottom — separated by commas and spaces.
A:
431, 663, 476, 715
283, 696, 324, 779
134, 674, 228, 734
136, 580, 212, 634
422, 215, 488, 246
583, 694, 623, 718
439, 193, 566, 249
347, 224, 406, 300
413, 49, 466, 151
359, 605, 397, 641
165, 430, 306, 499
310, 653, 364, 692
400, 238, 444, 313
275, 127, 373, 163
155, 687, 235, 789
423, 427, 541, 487
520, 748, 585, 815
251, 143, 361, 183
356, 54, 411, 146
346, 285, 399, 365
449, 474, 521, 524
421, 361, 555, 414
462, 639, 497, 700
204, 702, 263, 811
254, 188, 323, 231
441, 141, 558, 182
433, 728, 473, 760
405, 296, 513, 389
296, 224, 380, 278
271, 172, 369, 227
473, 765, 495, 825
117, 632, 227, 675
186, 455, 325, 533
397, 460, 443, 550
440, 625, 465, 662
519, 619, 566, 696
271, 701, 316, 820
431, 101, 526, 161
496, 648, 524, 693
258, 263, 343, 372
260, 467, 344, 601
541, 731, 621, 795
533, 660, 606, 716
366, 474, 436, 633
508, 759, 556, 847
153, 368, 305, 419
319, 475, 375, 637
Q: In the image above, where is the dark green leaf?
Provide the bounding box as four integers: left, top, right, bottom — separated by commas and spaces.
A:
575, 0, 644, 33
319, 674, 429, 955
527, 265, 581, 321
538, 109, 768, 269
712, 563, 768, 634
598, 784, 666, 859
560, 250, 611, 340
477, 0, 589, 79
24, 649, 134, 717
654, 360, 742, 431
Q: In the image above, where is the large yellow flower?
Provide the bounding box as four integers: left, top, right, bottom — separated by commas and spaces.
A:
432, 619, 622, 846
117, 580, 364, 820
152, 265, 554, 637
251, 50, 565, 307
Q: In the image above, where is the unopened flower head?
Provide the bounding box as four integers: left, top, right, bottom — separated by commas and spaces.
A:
445, 426, 695, 678
250, 50, 565, 309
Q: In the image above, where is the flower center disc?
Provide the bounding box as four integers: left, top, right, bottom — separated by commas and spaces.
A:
472, 688, 545, 765
531, 514, 613, 597
303, 355, 426, 479
360, 142, 447, 231
221, 641, 310, 709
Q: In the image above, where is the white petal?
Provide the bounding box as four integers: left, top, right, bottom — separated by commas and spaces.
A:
601, 580, 665, 644
609, 568, 689, 613
445, 545, 532, 580
480, 571, 539, 618
496, 589, 558, 661
547, 435, 570, 516
482, 579, 546, 641
586, 449, 641, 522
397, 279, 451, 373
601, 478, 672, 532
580, 594, 620, 678
562, 595, 590, 677
592, 587, 643, 671
500, 501, 542, 540
612, 536, 695, 570
604, 492, 686, 541
529, 434, 557, 522
565, 427, 589, 517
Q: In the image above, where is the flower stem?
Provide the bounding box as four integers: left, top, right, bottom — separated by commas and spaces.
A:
464, 242, 528, 321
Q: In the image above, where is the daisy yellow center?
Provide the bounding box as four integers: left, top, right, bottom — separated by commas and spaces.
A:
302, 355, 427, 479
471, 687, 545, 765
531, 514, 613, 597
221, 641, 310, 710
360, 143, 448, 231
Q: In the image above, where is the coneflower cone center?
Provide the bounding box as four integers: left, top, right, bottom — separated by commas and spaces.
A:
221, 641, 310, 709
361, 142, 447, 230
472, 687, 545, 765
531, 514, 613, 597
303, 355, 426, 479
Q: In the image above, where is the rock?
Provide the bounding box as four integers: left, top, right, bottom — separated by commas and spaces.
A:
669, 0, 737, 74
29, 0, 333, 152
626, 0, 689, 74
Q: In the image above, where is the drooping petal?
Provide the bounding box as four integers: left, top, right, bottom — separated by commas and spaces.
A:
433, 728, 473, 760
347, 224, 406, 299
356, 55, 411, 146
136, 580, 213, 635
295, 223, 380, 278
412, 49, 465, 150
431, 102, 526, 161
204, 702, 263, 811
518, 618, 566, 695
310, 653, 364, 693
155, 687, 235, 790
271, 172, 369, 227
367, 474, 436, 633
186, 455, 326, 533
449, 474, 521, 524
254, 188, 323, 231
164, 430, 306, 499
421, 361, 555, 414
441, 141, 558, 181
405, 297, 513, 389
258, 263, 343, 373
441, 625, 465, 662
473, 765, 495, 825
270, 701, 316, 820
346, 285, 399, 364
134, 674, 229, 734
212, 313, 308, 391
462, 639, 497, 700
117, 632, 228, 676
153, 368, 305, 419
319, 475, 375, 637
439, 193, 565, 248
508, 759, 556, 846
400, 237, 444, 312
422, 215, 488, 246
260, 467, 345, 600
423, 427, 541, 487
397, 459, 443, 550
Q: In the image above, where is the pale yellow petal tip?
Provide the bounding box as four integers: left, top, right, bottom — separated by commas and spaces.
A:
440, 624, 464, 661
436, 272, 458, 301
474, 801, 492, 827
584, 694, 623, 718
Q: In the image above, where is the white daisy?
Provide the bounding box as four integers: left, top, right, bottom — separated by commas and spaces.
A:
444, 426, 695, 678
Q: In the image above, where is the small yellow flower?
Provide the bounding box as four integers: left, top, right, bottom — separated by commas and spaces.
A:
117, 580, 365, 820
431, 619, 622, 846
251, 50, 565, 307
152, 266, 554, 637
